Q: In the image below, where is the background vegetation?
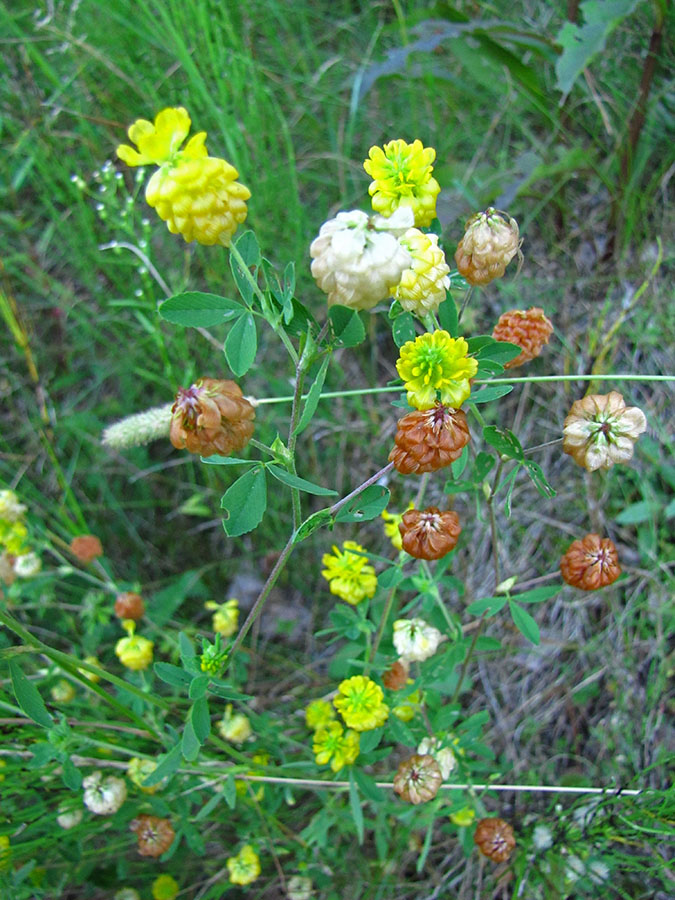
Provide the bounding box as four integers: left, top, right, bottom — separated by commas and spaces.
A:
1, 0, 673, 898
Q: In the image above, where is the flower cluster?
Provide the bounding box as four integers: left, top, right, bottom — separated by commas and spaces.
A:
492, 307, 554, 368
312, 721, 360, 773
393, 228, 450, 314
83, 772, 127, 815
321, 541, 377, 605
69, 534, 103, 564
127, 757, 162, 793
381, 502, 413, 550
560, 533, 621, 591
205, 597, 240, 636
227, 844, 261, 885
114, 620, 154, 671
117, 107, 250, 247
217, 704, 253, 744
333, 675, 389, 731
363, 139, 440, 227
0, 489, 41, 585
473, 817, 516, 862
396, 331, 478, 410
398, 507, 461, 560
454, 208, 521, 286
170, 378, 255, 458
389, 404, 471, 475
562, 392, 646, 471
393, 618, 443, 662
393, 754, 443, 804
114, 591, 145, 621
130, 815, 175, 857
305, 698, 336, 731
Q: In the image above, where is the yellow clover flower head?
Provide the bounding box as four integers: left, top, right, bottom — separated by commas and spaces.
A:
450, 806, 475, 827
381, 502, 414, 551
321, 541, 377, 606
151, 874, 179, 900
364, 139, 440, 228
0, 519, 29, 555
334, 675, 389, 731
117, 107, 250, 247
205, 598, 239, 637
305, 698, 336, 731
392, 228, 451, 316
114, 620, 154, 671
396, 330, 478, 410
392, 688, 422, 723
50, 679, 76, 703
127, 757, 162, 794
227, 844, 261, 886
312, 720, 360, 773
217, 704, 252, 744
0, 835, 11, 872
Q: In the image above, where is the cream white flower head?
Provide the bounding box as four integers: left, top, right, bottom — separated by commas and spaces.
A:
393, 617, 443, 662
562, 391, 647, 471
417, 736, 457, 779
82, 772, 127, 815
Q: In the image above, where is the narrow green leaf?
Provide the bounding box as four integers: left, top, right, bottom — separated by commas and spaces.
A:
189, 674, 210, 699
267, 464, 337, 496
221, 467, 267, 537
224, 313, 257, 377
392, 312, 416, 347
477, 340, 522, 364
348, 769, 365, 845
483, 425, 525, 461
154, 662, 194, 688
191, 697, 211, 743
293, 355, 330, 435
509, 601, 540, 645
182, 719, 201, 762
513, 585, 560, 604
438, 295, 458, 336
615, 500, 660, 525
329, 305, 366, 348
335, 485, 390, 523
352, 767, 384, 801
293, 508, 334, 544
179, 632, 196, 661
143, 742, 182, 787
523, 459, 556, 498
200, 456, 255, 467
465, 595, 508, 617
9, 661, 53, 728
62, 758, 83, 790
159, 292, 243, 327
223, 773, 237, 809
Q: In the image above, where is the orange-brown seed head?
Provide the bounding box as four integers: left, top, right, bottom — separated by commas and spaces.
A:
129, 815, 175, 857
492, 307, 553, 368
560, 533, 621, 591
69, 535, 103, 564
399, 507, 461, 560
170, 378, 255, 458
474, 817, 516, 862
114, 592, 145, 621
389, 404, 470, 475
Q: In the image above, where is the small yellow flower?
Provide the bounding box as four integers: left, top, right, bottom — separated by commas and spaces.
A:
0, 835, 10, 871
151, 874, 179, 900
396, 331, 478, 410
205, 598, 239, 637
321, 541, 377, 606
217, 704, 252, 744
381, 503, 414, 551
79, 656, 102, 683
236, 751, 270, 798
364, 139, 440, 227
450, 806, 475, 827
305, 699, 336, 731
227, 844, 261, 886
114, 620, 154, 671
117, 107, 250, 247
392, 688, 422, 723
312, 720, 360, 773
391, 229, 450, 316
334, 675, 389, 732
0, 520, 28, 555
50, 680, 75, 703
127, 757, 162, 794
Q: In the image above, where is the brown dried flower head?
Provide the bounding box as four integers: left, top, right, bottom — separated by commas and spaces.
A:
393, 754, 443, 804
474, 817, 516, 862
454, 208, 521, 286
562, 392, 646, 471
129, 815, 175, 857
382, 659, 410, 691
114, 592, 145, 621
69, 535, 103, 564
400, 507, 461, 560
560, 533, 621, 591
389, 404, 470, 475
492, 307, 553, 368
170, 378, 255, 458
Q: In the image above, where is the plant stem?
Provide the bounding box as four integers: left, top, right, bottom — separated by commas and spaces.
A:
364, 586, 397, 677
329, 462, 394, 517
287, 366, 307, 532
457, 286, 474, 325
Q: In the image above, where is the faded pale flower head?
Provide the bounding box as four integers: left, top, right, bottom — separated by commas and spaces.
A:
312, 720, 360, 773
333, 675, 389, 731
396, 331, 478, 410
51, 679, 75, 703
393, 618, 443, 662
170, 378, 255, 458
560, 533, 621, 591
117, 107, 250, 247
391, 228, 450, 315
399, 507, 461, 560
364, 139, 440, 227
474, 817, 516, 862
205, 598, 239, 637
310, 208, 413, 310
127, 757, 162, 793
393, 754, 443, 804
115, 889, 141, 900
417, 737, 457, 780
533, 824, 553, 850
57, 803, 83, 830
227, 844, 261, 886
82, 772, 127, 815
287, 875, 314, 900
321, 541, 377, 606
102, 404, 173, 450
13, 552, 41, 577
130, 815, 175, 857
0, 490, 26, 523
562, 391, 646, 471
455, 208, 521, 286
217, 704, 252, 744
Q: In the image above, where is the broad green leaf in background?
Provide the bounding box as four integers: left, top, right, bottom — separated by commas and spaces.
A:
328, 305, 366, 347
9, 660, 53, 728
509, 600, 541, 645
513, 585, 561, 604
234, 230, 262, 267
555, 0, 643, 95
154, 662, 194, 688
224, 312, 257, 376
159, 292, 243, 327
470, 385, 514, 404
465, 595, 508, 617
221, 466, 267, 537
477, 341, 522, 365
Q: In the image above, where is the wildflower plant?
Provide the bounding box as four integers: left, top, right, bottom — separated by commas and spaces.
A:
1, 92, 671, 900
